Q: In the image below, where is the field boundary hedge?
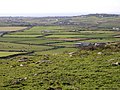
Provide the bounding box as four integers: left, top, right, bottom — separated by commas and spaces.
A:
1, 26, 32, 37
0, 51, 34, 59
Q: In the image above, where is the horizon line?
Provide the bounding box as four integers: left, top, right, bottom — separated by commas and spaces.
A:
0, 13, 120, 17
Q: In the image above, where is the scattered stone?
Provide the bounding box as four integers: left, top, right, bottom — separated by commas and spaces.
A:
36, 60, 51, 64
41, 60, 51, 63
10, 65, 14, 68
20, 64, 24, 67
68, 52, 75, 55
108, 59, 115, 62
24, 77, 27, 80
68, 52, 75, 57
19, 77, 27, 81
11, 77, 27, 85
97, 52, 102, 55
11, 80, 21, 85
112, 62, 120, 66
18, 57, 28, 62
35, 61, 40, 64
69, 54, 72, 57
33, 73, 38, 76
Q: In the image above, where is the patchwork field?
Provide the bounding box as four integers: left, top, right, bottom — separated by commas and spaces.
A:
0, 26, 119, 51
0, 24, 120, 89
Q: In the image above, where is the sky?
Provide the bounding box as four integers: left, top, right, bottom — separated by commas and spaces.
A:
0, 0, 120, 16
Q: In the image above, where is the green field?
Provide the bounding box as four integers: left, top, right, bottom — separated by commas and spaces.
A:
0, 42, 52, 52
4, 35, 42, 38
0, 52, 25, 57
46, 34, 114, 38
0, 27, 27, 31
0, 20, 120, 90
0, 26, 119, 51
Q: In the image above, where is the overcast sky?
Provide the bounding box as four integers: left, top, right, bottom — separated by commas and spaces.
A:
0, 0, 120, 16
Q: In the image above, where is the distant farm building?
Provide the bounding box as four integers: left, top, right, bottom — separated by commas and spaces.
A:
75, 42, 107, 48
94, 42, 106, 47
113, 27, 119, 31
75, 42, 93, 47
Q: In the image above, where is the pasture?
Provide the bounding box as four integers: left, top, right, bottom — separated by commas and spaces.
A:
0, 27, 27, 31
4, 35, 42, 38
0, 25, 120, 89
0, 52, 25, 58
0, 26, 119, 52
0, 46, 120, 89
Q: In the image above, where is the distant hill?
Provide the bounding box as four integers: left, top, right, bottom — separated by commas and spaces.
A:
0, 14, 120, 30
81, 14, 120, 17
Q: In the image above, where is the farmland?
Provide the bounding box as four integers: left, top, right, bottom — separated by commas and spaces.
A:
0, 52, 26, 58
0, 14, 120, 90
0, 27, 27, 31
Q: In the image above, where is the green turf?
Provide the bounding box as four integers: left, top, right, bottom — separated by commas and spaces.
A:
0, 42, 52, 52
4, 35, 42, 38
0, 52, 25, 57
0, 46, 120, 89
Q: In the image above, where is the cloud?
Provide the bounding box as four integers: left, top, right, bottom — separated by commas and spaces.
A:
0, 0, 119, 16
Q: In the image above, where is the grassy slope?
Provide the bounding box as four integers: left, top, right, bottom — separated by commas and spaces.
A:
0, 46, 120, 90
0, 25, 119, 89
